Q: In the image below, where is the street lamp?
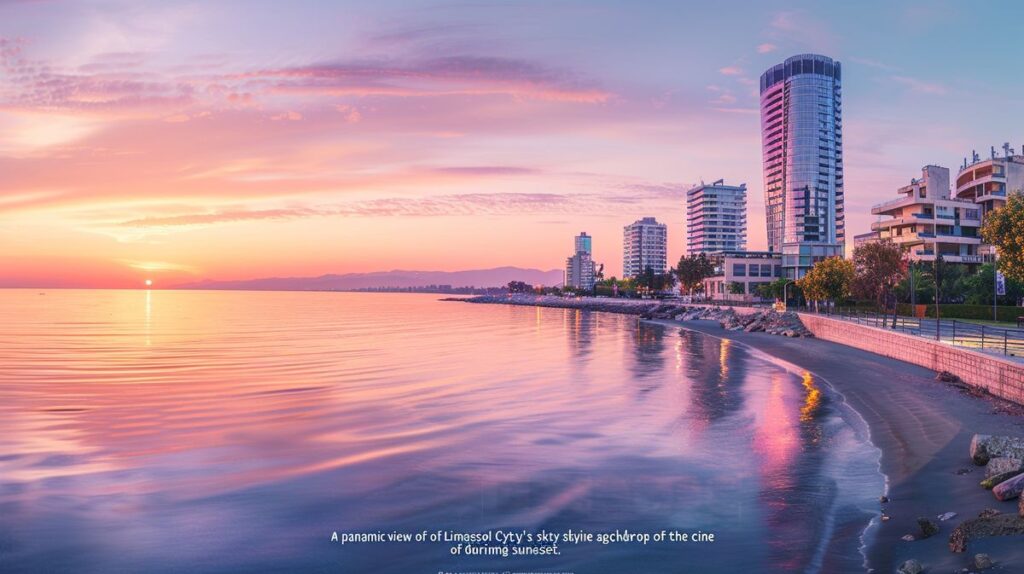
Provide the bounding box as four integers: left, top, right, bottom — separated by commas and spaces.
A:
782, 279, 796, 311
933, 256, 940, 341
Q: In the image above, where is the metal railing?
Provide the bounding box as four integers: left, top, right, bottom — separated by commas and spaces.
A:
795, 306, 1024, 358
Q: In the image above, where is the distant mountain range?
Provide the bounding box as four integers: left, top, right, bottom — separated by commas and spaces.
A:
175, 266, 563, 291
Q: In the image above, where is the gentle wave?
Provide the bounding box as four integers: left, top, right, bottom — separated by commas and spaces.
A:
0, 290, 882, 573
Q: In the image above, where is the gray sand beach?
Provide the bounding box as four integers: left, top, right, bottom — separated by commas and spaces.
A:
654, 318, 1024, 573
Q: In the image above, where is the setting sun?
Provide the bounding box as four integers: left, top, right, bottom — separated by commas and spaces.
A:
144, 279, 153, 287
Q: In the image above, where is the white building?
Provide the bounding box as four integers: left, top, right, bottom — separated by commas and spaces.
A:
871, 165, 983, 264
955, 144, 1024, 220
565, 232, 596, 290
623, 217, 667, 278
686, 179, 747, 255
702, 250, 783, 301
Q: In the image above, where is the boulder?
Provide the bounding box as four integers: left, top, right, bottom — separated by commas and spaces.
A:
937, 512, 957, 522
985, 457, 1024, 479
993, 472, 1024, 501
948, 513, 1024, 552
980, 469, 1024, 490
917, 517, 939, 538
970, 434, 1024, 466
1019, 493, 1024, 518
897, 559, 923, 574
974, 553, 993, 570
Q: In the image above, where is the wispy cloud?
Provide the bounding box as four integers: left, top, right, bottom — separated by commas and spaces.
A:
719, 66, 743, 76
111, 181, 691, 230
849, 56, 898, 72
891, 75, 947, 95
756, 43, 777, 54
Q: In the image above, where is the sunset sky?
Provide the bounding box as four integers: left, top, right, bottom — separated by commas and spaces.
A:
2, 0, 1024, 288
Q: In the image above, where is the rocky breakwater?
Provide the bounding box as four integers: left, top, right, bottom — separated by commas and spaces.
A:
454, 296, 814, 340
455, 294, 659, 315
640, 304, 812, 338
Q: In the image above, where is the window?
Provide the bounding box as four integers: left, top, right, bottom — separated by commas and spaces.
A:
761, 264, 773, 277
732, 263, 746, 277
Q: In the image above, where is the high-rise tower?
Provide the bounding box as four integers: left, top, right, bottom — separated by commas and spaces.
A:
760, 54, 844, 278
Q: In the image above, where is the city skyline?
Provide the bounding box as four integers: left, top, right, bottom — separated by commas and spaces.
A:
3, 1, 1024, 287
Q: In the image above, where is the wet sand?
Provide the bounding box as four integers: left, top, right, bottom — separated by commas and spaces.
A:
654, 318, 1024, 573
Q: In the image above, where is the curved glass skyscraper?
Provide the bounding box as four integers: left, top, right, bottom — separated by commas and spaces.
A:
760, 54, 844, 278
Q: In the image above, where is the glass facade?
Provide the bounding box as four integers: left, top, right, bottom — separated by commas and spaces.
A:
574, 232, 592, 255
760, 54, 844, 278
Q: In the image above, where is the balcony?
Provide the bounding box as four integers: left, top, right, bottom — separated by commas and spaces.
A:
871, 195, 915, 213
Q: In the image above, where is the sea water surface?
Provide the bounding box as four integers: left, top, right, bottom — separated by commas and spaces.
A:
0, 290, 883, 573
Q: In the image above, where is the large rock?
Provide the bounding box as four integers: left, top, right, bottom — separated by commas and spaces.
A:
1019, 494, 1024, 518
986, 457, 1024, 479
981, 469, 1024, 490
949, 512, 1024, 552
974, 553, 993, 570
993, 472, 1024, 501
897, 559, 923, 574
971, 434, 1024, 466
917, 517, 939, 538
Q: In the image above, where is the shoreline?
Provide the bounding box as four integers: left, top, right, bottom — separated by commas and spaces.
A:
454, 295, 1024, 573
642, 318, 885, 573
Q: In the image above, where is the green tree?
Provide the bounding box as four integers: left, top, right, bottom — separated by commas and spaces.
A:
982, 191, 1024, 282
674, 253, 714, 296
798, 256, 855, 312
895, 262, 935, 305
962, 263, 1024, 305
507, 280, 532, 294
728, 281, 745, 295
852, 239, 906, 319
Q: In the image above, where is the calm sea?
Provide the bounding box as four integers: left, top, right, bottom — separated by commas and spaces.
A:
0, 290, 883, 573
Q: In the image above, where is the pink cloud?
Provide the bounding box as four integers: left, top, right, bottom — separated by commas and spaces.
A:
236, 56, 613, 103
757, 43, 777, 54
270, 110, 303, 121
719, 66, 743, 76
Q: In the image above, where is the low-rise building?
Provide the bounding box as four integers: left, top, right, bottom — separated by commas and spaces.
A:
870, 165, 983, 264
854, 231, 880, 248
702, 250, 783, 301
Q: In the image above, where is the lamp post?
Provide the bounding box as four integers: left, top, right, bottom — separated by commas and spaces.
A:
993, 251, 1001, 322
782, 279, 796, 311
933, 256, 940, 341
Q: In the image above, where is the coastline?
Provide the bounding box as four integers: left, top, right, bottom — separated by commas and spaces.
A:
454, 296, 1024, 573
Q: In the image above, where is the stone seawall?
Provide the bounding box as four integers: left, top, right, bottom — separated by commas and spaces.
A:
798, 313, 1024, 406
